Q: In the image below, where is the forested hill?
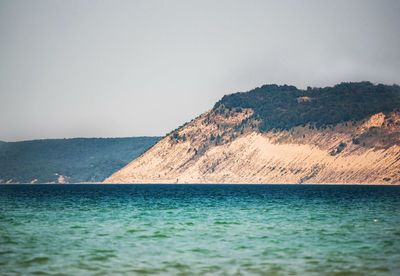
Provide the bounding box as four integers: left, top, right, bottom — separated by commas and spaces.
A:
0, 137, 160, 183
215, 82, 400, 132
105, 81, 400, 184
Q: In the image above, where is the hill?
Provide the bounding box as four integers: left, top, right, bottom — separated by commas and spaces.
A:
0, 137, 160, 183
105, 82, 400, 184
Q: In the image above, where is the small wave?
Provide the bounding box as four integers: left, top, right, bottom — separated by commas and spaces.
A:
214, 221, 240, 225
22, 256, 50, 265
138, 232, 169, 239
191, 248, 210, 254
70, 225, 84, 229
93, 249, 115, 254
88, 254, 116, 262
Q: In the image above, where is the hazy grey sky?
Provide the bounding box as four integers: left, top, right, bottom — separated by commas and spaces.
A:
1, 0, 399, 141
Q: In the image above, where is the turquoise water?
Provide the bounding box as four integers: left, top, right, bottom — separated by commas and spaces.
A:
1, 184, 400, 275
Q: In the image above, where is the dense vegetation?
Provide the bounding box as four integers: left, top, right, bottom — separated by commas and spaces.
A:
215, 82, 400, 131
0, 137, 160, 183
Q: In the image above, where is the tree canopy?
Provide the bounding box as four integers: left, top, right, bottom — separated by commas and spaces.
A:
214, 82, 400, 132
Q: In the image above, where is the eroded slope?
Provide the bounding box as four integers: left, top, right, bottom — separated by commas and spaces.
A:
105, 109, 400, 184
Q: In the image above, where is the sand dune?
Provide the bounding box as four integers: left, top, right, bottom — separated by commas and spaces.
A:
105, 110, 400, 184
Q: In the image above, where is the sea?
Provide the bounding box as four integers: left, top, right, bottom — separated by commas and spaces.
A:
1, 184, 400, 275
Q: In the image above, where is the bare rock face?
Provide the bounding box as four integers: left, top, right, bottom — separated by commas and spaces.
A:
104, 109, 400, 184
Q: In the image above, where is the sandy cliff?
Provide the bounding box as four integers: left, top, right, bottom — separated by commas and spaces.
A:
105, 109, 400, 184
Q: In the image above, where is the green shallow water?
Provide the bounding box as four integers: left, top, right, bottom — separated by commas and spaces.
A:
1, 184, 400, 275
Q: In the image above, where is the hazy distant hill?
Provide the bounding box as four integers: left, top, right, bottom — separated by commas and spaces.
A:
106, 82, 400, 184
0, 137, 160, 183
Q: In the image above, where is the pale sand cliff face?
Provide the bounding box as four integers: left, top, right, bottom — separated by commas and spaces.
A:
105, 110, 400, 184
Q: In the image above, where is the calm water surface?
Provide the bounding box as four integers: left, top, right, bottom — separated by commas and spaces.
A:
1, 184, 400, 275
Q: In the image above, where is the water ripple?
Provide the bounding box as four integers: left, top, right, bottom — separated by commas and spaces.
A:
1, 184, 400, 275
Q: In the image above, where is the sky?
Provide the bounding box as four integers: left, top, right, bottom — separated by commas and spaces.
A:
1, 0, 399, 141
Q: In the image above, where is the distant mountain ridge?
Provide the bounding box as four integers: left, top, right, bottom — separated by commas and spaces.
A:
0, 137, 160, 183
105, 82, 400, 184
